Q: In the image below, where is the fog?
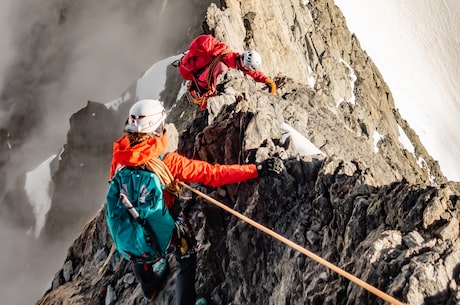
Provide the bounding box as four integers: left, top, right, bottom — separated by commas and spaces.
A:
0, 0, 14, 88
0, 0, 205, 303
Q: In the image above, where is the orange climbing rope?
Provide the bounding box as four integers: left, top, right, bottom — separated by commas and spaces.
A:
179, 181, 405, 305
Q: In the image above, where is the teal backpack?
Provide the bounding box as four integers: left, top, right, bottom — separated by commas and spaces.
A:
106, 167, 175, 263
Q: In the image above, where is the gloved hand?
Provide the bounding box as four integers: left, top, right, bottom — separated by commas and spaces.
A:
265, 77, 277, 94
256, 158, 284, 177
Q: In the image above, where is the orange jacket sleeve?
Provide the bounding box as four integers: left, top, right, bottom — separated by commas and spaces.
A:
163, 152, 258, 187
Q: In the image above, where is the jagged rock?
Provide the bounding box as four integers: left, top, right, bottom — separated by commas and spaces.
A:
41, 101, 120, 243
37, 76, 460, 305
36, 1, 460, 305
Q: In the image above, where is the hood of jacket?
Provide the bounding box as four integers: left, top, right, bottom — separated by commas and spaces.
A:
110, 132, 169, 178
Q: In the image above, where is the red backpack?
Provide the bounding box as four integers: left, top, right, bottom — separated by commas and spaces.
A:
178, 35, 230, 109
179, 34, 228, 81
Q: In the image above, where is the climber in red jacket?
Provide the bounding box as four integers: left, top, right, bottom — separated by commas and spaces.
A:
178, 34, 277, 109
109, 99, 283, 305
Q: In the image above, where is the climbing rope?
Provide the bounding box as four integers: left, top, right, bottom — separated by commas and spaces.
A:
187, 51, 230, 110
144, 158, 181, 197
178, 181, 405, 305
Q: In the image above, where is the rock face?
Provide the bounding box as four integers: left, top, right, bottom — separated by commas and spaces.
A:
36, 1, 460, 305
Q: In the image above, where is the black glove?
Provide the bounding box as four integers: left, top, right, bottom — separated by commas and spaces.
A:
256, 158, 284, 177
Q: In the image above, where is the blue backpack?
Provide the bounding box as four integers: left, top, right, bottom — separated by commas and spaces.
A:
106, 167, 175, 263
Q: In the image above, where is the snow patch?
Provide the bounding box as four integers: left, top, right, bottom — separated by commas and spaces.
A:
338, 58, 357, 106
397, 125, 415, 155
136, 55, 182, 101
417, 156, 435, 183
105, 90, 131, 111
177, 81, 189, 102
25, 155, 56, 238
373, 130, 384, 153
280, 123, 326, 156
307, 65, 316, 88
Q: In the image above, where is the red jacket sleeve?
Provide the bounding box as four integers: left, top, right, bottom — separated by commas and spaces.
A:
163, 152, 258, 187
244, 70, 268, 83
221, 52, 268, 83
221, 52, 240, 69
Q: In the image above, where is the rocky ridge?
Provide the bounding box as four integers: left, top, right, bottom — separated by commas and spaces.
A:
36, 1, 460, 305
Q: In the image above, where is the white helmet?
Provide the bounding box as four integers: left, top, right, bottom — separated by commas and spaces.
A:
241, 50, 262, 71
125, 99, 167, 134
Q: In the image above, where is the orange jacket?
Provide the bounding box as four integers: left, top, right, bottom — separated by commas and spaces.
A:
110, 132, 258, 187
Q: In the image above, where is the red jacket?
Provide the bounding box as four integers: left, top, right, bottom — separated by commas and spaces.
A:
110, 132, 258, 207
180, 34, 269, 91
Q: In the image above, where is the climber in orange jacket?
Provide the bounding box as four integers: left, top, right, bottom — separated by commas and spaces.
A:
178, 34, 277, 109
109, 99, 283, 305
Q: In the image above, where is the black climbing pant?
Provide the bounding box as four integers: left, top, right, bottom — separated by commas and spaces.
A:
133, 252, 197, 305
175, 253, 197, 305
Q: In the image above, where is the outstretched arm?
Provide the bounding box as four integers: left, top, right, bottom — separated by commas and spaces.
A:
163, 152, 258, 188
222, 52, 276, 93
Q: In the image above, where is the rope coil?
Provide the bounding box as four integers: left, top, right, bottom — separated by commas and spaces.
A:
144, 158, 180, 196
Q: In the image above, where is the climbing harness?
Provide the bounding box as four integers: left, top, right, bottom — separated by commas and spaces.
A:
184, 51, 230, 110
185, 86, 216, 110
178, 182, 405, 305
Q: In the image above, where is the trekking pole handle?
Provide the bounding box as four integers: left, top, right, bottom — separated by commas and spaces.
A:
120, 193, 140, 219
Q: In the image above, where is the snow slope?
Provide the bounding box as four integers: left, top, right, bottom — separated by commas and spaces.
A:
335, 0, 460, 181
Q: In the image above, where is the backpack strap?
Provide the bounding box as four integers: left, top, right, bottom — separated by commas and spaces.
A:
192, 59, 210, 82
205, 51, 230, 91
122, 251, 155, 265
186, 51, 231, 110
